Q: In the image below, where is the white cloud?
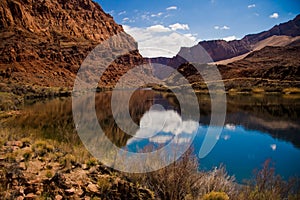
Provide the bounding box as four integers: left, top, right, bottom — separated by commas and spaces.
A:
225, 124, 236, 130
149, 135, 173, 144
248, 4, 256, 8
127, 110, 198, 145
222, 26, 230, 30
141, 14, 150, 21
270, 144, 277, 151
151, 12, 163, 17
108, 10, 115, 15
214, 25, 230, 30
184, 33, 198, 41
123, 25, 198, 57
146, 25, 171, 32
166, 6, 177, 10
169, 23, 189, 31
269, 12, 279, 19
223, 35, 237, 41
122, 17, 135, 23
118, 11, 126, 15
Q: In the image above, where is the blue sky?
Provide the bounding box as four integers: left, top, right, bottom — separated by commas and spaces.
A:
97, 0, 300, 57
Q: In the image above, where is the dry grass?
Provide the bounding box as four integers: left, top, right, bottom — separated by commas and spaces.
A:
283, 87, 300, 94
252, 87, 265, 93
239, 159, 300, 200
127, 149, 238, 200
125, 147, 300, 200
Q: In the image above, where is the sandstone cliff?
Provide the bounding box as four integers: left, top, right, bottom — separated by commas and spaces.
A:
0, 0, 152, 89
148, 14, 300, 67
181, 14, 300, 62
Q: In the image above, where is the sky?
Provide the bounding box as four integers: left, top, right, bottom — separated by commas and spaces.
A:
97, 0, 300, 57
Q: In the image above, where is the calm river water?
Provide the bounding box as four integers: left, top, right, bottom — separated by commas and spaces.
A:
11, 89, 300, 182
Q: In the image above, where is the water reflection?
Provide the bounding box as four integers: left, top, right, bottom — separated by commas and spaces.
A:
4, 90, 300, 179
126, 109, 198, 150
195, 124, 300, 181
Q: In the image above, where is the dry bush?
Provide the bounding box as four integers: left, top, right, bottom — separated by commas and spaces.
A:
196, 165, 237, 198
202, 191, 229, 200
127, 149, 237, 200
239, 159, 300, 200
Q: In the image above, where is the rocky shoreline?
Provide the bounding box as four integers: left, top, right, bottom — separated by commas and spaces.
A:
0, 139, 154, 199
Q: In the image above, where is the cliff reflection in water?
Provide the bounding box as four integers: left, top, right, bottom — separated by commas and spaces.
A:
7, 90, 300, 150
5, 90, 300, 179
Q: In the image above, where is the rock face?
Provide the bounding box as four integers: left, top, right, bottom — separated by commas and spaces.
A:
0, 0, 123, 41
165, 45, 300, 91
219, 45, 300, 82
0, 0, 152, 88
149, 14, 300, 66
147, 15, 300, 92
182, 14, 300, 62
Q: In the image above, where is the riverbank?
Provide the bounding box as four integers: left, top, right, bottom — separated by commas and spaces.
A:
0, 137, 154, 199
0, 83, 71, 111
1, 134, 299, 199
1, 94, 300, 199
151, 81, 300, 95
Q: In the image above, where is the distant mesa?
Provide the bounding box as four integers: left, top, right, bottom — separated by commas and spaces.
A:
148, 14, 300, 65
148, 14, 300, 92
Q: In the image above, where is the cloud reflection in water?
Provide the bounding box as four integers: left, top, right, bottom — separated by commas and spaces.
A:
126, 109, 198, 146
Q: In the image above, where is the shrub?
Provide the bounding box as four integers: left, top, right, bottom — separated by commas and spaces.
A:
21, 138, 31, 147
202, 191, 229, 200
23, 150, 32, 161
127, 149, 237, 200
97, 177, 112, 192
45, 170, 53, 179
239, 159, 299, 200
5, 152, 16, 162
59, 154, 76, 169
32, 141, 54, 157
86, 157, 98, 168
252, 88, 265, 93
283, 87, 300, 94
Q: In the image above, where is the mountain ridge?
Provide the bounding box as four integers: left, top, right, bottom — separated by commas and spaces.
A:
184, 14, 300, 62
148, 14, 300, 68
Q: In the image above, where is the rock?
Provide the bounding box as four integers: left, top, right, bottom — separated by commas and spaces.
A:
19, 186, 24, 194
25, 193, 36, 199
24, 185, 36, 195
0, 0, 152, 89
16, 196, 24, 200
5, 141, 23, 147
0, 156, 6, 161
65, 187, 76, 195
17, 157, 25, 162
81, 164, 89, 170
55, 195, 63, 200
179, 15, 300, 62
76, 188, 84, 196
87, 183, 99, 193
11, 146, 20, 151
19, 162, 26, 170
88, 166, 98, 174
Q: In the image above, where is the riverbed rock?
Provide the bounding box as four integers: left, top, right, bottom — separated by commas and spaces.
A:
87, 183, 99, 193
0, 139, 155, 199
